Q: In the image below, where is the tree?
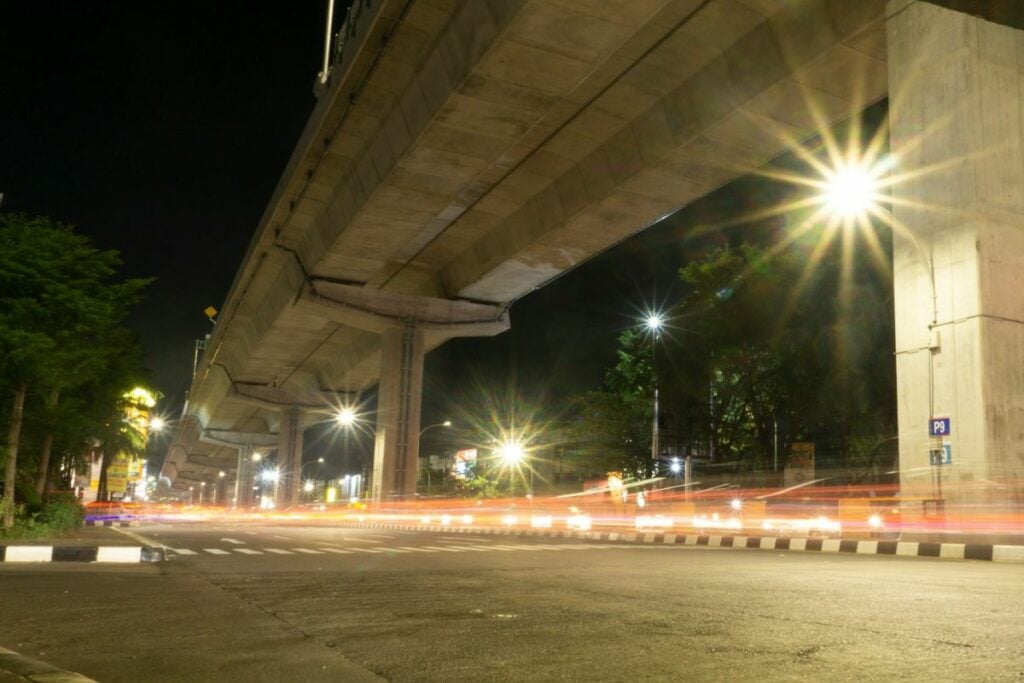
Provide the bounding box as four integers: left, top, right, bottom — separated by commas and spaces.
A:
569, 329, 656, 478
0, 213, 151, 527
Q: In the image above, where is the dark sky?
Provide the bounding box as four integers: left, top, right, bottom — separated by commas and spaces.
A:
1, 2, 324, 408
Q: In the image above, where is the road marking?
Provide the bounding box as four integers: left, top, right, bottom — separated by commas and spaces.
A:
203, 549, 231, 555
347, 548, 385, 554
111, 526, 164, 548
264, 548, 294, 555
170, 548, 197, 555
440, 537, 492, 543
320, 548, 353, 554
529, 545, 570, 551
233, 548, 263, 555
396, 546, 438, 553
273, 535, 289, 540
421, 546, 465, 552
376, 547, 411, 553
245, 532, 258, 536
221, 538, 246, 545
292, 548, 324, 555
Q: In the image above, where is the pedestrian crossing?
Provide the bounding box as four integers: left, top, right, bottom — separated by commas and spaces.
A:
168, 542, 617, 558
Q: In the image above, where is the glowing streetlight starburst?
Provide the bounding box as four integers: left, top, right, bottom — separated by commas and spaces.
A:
335, 407, 357, 427
645, 314, 664, 332
820, 162, 881, 220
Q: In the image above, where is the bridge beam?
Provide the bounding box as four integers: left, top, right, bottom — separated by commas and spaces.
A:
889, 0, 1024, 511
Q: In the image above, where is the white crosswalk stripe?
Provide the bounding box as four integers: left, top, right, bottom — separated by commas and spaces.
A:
162, 541, 622, 559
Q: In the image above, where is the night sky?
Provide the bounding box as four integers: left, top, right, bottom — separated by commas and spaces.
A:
1, 3, 843, 465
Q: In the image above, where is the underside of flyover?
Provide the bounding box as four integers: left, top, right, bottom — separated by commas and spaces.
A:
160, 0, 1024, 511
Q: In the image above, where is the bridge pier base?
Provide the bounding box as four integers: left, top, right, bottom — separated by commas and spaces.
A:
889, 0, 1024, 510
371, 320, 425, 502
277, 407, 306, 508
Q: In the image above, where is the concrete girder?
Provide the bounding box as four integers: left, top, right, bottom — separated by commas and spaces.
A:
298, 281, 510, 339
199, 429, 279, 449
228, 382, 351, 415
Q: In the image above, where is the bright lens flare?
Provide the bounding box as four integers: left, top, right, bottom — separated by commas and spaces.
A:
335, 407, 357, 426
819, 161, 883, 221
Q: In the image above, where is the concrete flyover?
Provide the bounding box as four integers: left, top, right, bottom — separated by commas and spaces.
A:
161, 0, 1024, 513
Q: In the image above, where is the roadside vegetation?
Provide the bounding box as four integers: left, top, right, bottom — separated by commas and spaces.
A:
0, 212, 154, 531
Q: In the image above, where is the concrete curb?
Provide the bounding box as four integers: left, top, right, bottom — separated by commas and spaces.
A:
0, 646, 97, 682
308, 520, 1024, 564
0, 545, 166, 564
83, 519, 139, 527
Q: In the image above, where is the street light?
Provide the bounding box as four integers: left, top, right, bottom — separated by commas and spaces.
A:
496, 439, 533, 495
199, 481, 207, 504
419, 419, 452, 437
335, 407, 357, 427
645, 313, 664, 473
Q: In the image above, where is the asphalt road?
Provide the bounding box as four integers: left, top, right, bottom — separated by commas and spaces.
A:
1, 521, 1022, 682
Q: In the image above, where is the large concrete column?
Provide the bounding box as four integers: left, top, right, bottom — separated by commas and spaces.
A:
233, 445, 253, 508
278, 407, 306, 507
888, 0, 1024, 509
371, 320, 425, 501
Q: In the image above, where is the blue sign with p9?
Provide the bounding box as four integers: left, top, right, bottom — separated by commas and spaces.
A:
929, 417, 950, 437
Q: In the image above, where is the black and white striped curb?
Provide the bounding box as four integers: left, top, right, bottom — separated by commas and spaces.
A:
84, 519, 139, 527
307, 520, 1024, 564
0, 545, 165, 563
0, 646, 97, 682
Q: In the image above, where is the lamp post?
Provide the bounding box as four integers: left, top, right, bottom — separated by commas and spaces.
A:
419, 420, 451, 495
645, 314, 664, 476
300, 457, 325, 500
215, 471, 226, 505
497, 439, 532, 496
199, 481, 207, 504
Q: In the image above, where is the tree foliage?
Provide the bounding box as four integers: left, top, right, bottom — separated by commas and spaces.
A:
0, 213, 152, 527
569, 237, 896, 477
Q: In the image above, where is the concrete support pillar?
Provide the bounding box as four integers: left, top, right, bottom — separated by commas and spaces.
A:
888, 0, 1024, 509
371, 319, 425, 501
278, 407, 305, 508
233, 445, 253, 508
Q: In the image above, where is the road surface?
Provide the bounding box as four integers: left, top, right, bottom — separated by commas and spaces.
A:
1, 521, 1021, 681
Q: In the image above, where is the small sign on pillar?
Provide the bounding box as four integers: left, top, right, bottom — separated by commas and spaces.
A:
928, 417, 951, 437
928, 443, 952, 466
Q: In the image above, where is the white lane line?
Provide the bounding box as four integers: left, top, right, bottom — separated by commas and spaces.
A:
448, 545, 490, 552
360, 534, 395, 539
203, 549, 231, 555
440, 537, 493, 544
321, 548, 353, 554
264, 548, 294, 555
421, 546, 465, 552
221, 538, 246, 545
396, 546, 439, 553
347, 548, 385, 554
170, 548, 197, 555
233, 548, 263, 555
273, 535, 289, 540
376, 547, 411, 554
292, 548, 325, 555
529, 545, 570, 551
